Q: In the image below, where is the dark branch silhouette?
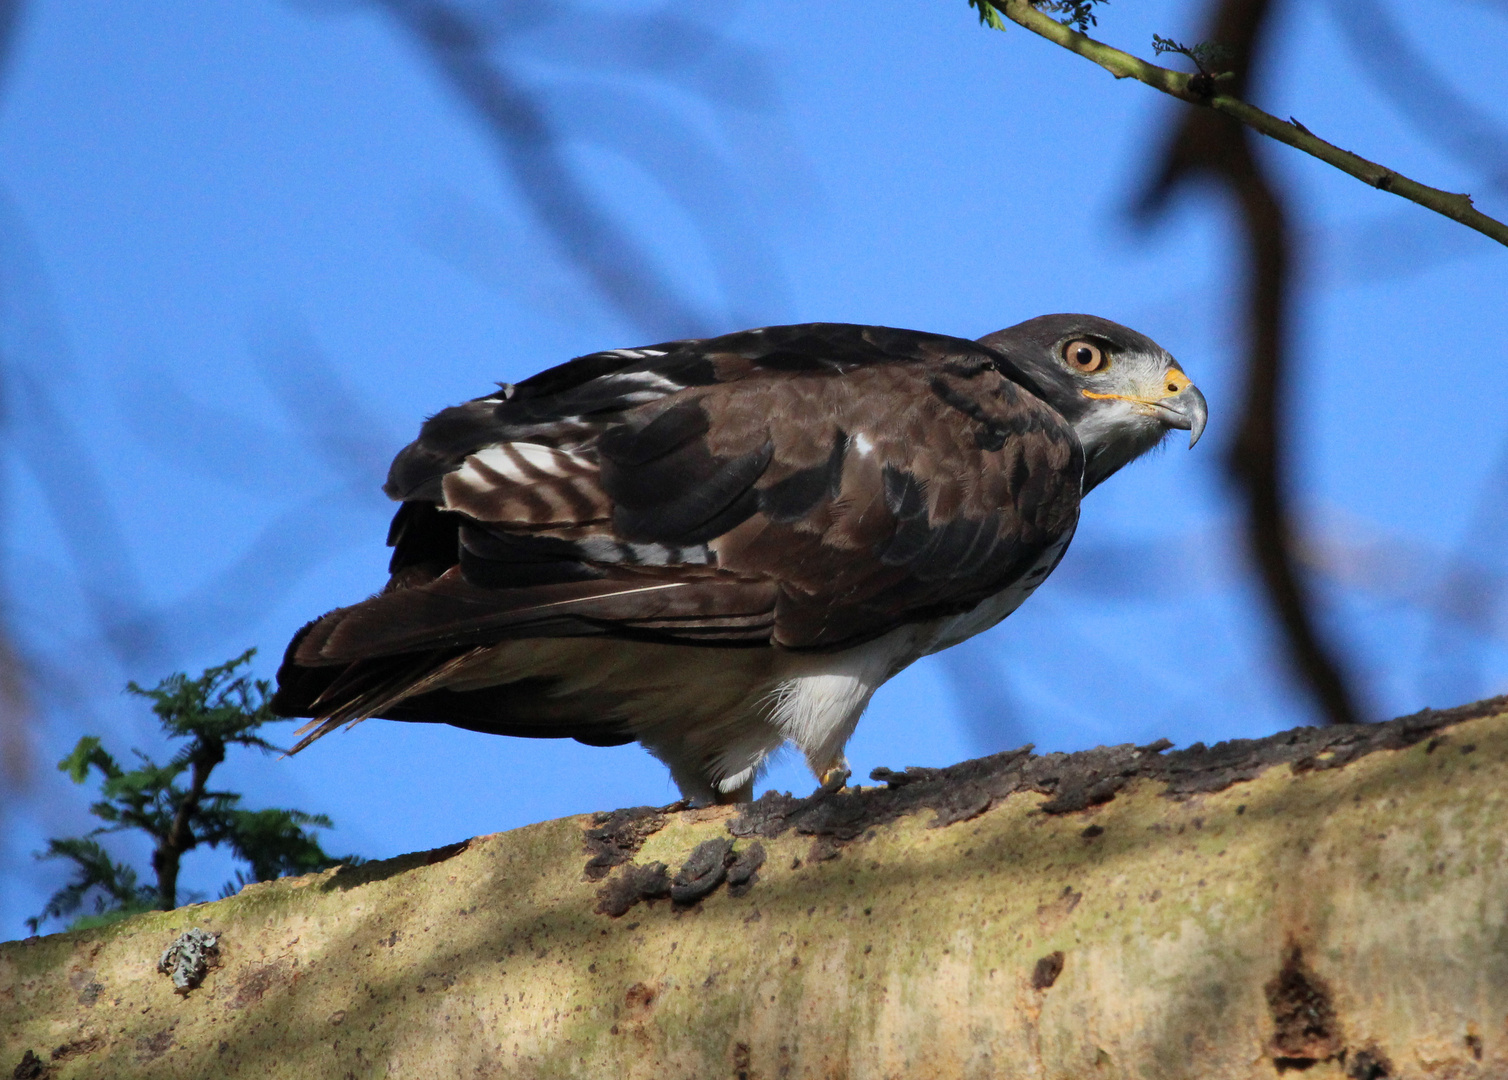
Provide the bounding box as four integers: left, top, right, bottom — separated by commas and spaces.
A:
983, 0, 1508, 247
1323, 0, 1508, 703
0, 196, 163, 666
0, 0, 22, 85
1136, 0, 1365, 725
371, 0, 789, 340
114, 326, 397, 660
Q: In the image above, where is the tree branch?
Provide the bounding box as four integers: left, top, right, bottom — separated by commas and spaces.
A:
6, 701, 1506, 1075
151, 743, 223, 911
989, 0, 1508, 249
1133, 0, 1365, 726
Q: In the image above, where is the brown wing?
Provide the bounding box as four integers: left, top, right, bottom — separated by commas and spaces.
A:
272, 323, 1082, 743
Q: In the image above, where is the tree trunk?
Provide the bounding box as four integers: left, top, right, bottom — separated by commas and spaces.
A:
3, 698, 1506, 1079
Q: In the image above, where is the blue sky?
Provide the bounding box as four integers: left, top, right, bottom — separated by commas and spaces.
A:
1, 0, 1505, 937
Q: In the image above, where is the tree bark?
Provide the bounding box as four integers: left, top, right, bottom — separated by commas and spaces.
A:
4, 698, 1507, 1079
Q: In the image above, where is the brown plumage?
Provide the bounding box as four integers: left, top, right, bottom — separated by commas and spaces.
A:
272, 318, 1206, 802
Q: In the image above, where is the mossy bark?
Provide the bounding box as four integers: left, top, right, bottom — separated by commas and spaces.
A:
4, 701, 1507, 1079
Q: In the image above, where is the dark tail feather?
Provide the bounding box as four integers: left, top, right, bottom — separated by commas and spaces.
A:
270, 618, 338, 718
285, 647, 485, 756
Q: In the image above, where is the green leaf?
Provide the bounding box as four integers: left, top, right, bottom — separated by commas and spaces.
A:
968, 0, 1006, 31
124, 647, 280, 751
57, 735, 120, 784
224, 806, 346, 883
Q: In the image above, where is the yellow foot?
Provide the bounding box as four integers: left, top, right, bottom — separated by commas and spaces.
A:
817, 763, 851, 794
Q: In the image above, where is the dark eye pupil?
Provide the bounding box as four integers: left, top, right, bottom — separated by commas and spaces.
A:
1076, 348, 1094, 366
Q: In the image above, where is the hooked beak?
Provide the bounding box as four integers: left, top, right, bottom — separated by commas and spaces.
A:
1154, 383, 1208, 448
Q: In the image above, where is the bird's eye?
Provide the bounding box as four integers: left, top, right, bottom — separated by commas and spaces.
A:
1062, 339, 1106, 373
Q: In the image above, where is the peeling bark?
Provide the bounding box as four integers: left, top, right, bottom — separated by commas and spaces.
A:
4, 699, 1508, 1078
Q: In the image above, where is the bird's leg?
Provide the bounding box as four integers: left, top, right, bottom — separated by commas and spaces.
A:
817, 758, 851, 794
714, 778, 755, 805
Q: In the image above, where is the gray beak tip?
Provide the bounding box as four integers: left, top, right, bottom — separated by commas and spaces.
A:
1184, 385, 1208, 449
1152, 383, 1209, 449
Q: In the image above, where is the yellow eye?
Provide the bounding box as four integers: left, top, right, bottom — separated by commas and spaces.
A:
1062, 339, 1106, 373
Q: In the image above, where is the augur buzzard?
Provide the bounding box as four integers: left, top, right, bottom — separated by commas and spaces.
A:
272, 317, 1206, 803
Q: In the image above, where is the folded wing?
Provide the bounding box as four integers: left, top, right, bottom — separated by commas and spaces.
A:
273, 323, 1083, 747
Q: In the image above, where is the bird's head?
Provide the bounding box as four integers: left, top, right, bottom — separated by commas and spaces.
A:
978, 314, 1207, 492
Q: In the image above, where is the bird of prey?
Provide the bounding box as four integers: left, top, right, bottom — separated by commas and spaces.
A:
272, 316, 1206, 803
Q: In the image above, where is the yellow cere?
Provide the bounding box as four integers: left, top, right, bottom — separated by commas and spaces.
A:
1159, 369, 1191, 398
1081, 367, 1192, 406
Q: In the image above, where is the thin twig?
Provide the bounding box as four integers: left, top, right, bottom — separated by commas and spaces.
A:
990, 0, 1508, 249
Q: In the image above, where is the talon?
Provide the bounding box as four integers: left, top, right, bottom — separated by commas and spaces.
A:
818, 765, 851, 794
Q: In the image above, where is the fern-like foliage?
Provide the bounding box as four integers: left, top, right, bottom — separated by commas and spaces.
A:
967, 1, 1110, 36
1151, 34, 1235, 75
24, 838, 156, 934
1034, 0, 1106, 33
27, 651, 361, 935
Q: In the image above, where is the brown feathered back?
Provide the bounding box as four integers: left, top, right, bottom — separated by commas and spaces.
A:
272, 323, 1083, 749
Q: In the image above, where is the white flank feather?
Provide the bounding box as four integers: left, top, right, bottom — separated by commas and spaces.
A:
464, 442, 591, 481
766, 630, 914, 773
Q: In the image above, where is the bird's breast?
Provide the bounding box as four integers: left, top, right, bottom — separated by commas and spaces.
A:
921, 526, 1076, 655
